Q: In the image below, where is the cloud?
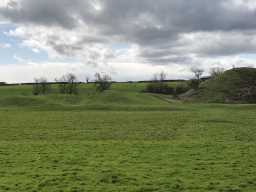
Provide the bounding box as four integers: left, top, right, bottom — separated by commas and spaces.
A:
0, 55, 256, 83
0, 43, 11, 48
2, 0, 256, 33
139, 31, 256, 65
1, 0, 256, 80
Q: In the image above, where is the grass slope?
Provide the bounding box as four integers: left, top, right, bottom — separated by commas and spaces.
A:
0, 83, 168, 108
198, 67, 256, 103
0, 83, 256, 191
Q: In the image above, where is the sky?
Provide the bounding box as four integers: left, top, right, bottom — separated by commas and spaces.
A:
0, 0, 256, 83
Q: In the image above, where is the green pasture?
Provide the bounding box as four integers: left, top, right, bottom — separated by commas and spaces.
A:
0, 83, 255, 191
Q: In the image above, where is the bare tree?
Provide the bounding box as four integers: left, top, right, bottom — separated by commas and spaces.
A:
159, 71, 167, 82
189, 67, 204, 90
152, 73, 159, 82
85, 76, 90, 84
95, 72, 112, 92
33, 77, 51, 95
210, 67, 225, 78
56, 73, 79, 94
191, 67, 204, 81
152, 71, 167, 82
145, 71, 174, 94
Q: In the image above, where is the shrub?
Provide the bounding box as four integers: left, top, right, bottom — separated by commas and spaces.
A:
56, 73, 79, 95
95, 73, 112, 92
175, 83, 189, 95
33, 78, 51, 95
188, 79, 201, 90
145, 82, 174, 94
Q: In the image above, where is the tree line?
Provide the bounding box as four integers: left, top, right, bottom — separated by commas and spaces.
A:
32, 67, 225, 96
144, 67, 225, 95
32, 72, 112, 95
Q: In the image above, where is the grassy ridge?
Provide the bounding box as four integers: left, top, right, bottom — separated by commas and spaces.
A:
0, 83, 256, 191
0, 83, 168, 107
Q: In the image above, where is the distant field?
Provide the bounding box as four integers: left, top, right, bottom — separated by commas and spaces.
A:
0, 84, 256, 192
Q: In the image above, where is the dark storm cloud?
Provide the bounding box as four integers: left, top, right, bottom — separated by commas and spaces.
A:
146, 56, 193, 65
3, 1, 256, 29
1, 0, 256, 64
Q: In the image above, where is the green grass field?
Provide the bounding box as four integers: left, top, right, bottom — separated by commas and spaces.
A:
0, 83, 256, 192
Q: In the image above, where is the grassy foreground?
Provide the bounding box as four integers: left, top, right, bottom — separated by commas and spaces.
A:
0, 84, 256, 192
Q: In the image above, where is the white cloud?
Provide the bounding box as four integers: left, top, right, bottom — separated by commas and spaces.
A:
0, 0, 10, 7
226, 0, 256, 10
0, 43, 11, 48
0, 55, 255, 83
